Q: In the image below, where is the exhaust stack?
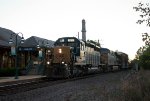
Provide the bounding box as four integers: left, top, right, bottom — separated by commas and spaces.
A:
81, 19, 86, 42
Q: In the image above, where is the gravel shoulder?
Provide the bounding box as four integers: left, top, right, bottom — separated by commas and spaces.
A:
0, 70, 131, 101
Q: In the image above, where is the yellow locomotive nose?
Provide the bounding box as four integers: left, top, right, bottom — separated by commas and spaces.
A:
53, 46, 71, 65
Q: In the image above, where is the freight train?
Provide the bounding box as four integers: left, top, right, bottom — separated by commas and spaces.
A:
46, 37, 128, 78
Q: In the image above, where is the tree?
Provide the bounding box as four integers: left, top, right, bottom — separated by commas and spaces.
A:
133, 3, 150, 27
133, 3, 150, 69
139, 46, 150, 69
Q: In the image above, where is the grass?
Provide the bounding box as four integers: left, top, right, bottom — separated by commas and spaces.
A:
115, 70, 150, 101
99, 70, 150, 101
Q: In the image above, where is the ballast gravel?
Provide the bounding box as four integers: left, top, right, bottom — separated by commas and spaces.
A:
0, 70, 131, 101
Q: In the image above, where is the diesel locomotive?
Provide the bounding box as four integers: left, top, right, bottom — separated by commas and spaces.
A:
100, 48, 128, 72
46, 37, 129, 78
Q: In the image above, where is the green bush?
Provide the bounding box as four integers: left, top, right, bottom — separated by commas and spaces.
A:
139, 47, 150, 69
0, 68, 16, 77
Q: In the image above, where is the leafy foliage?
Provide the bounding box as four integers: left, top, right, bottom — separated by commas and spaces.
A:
136, 33, 150, 69
139, 46, 150, 69
134, 3, 150, 69
136, 33, 150, 57
133, 3, 150, 27
87, 39, 100, 47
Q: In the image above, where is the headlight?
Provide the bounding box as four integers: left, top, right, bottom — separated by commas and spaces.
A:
58, 48, 62, 53
47, 61, 50, 65
62, 61, 64, 64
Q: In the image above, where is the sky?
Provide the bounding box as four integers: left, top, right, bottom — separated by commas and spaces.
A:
0, 0, 150, 60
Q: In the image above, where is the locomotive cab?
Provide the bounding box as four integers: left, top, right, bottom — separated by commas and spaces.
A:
46, 37, 81, 78
46, 46, 74, 78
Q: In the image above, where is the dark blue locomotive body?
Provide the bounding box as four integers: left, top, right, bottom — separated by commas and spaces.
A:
54, 37, 81, 56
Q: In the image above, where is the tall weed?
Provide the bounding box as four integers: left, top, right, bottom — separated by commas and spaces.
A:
121, 70, 150, 101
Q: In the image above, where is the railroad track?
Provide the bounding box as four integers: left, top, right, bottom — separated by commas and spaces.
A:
0, 70, 131, 96
0, 77, 50, 96
0, 73, 105, 96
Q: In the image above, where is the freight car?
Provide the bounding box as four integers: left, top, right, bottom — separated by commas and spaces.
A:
46, 37, 101, 78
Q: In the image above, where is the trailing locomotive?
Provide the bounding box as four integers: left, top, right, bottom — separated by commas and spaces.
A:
46, 37, 101, 78
99, 48, 128, 72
